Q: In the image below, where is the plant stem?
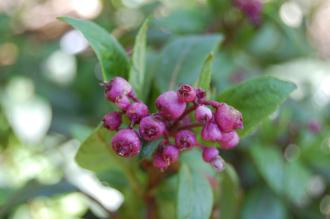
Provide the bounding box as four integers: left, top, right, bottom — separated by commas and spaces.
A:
169, 105, 198, 130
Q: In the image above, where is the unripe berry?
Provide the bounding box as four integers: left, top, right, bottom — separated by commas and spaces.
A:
195, 105, 212, 123
139, 115, 166, 141
177, 84, 196, 103
162, 145, 179, 164
126, 102, 149, 123
215, 103, 243, 132
156, 91, 186, 120
219, 131, 240, 149
201, 121, 222, 142
175, 130, 197, 150
102, 112, 122, 130
111, 129, 141, 157
202, 147, 219, 163
115, 95, 131, 111
104, 77, 132, 102
210, 156, 225, 172
153, 153, 169, 169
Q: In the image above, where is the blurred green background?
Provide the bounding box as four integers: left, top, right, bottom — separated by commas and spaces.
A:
0, 0, 330, 218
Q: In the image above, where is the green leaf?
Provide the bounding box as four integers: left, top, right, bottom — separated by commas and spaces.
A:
250, 144, 285, 195
177, 149, 214, 219
217, 76, 296, 137
242, 188, 287, 219
196, 53, 214, 91
284, 160, 311, 205
129, 19, 149, 99
157, 35, 223, 92
218, 164, 241, 219
75, 125, 128, 173
59, 16, 129, 81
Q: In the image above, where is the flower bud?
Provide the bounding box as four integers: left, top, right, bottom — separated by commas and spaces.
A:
102, 112, 122, 130
104, 77, 132, 102
126, 102, 149, 123
215, 103, 243, 132
175, 130, 197, 150
219, 131, 240, 149
177, 84, 196, 103
153, 153, 169, 169
115, 95, 131, 111
162, 145, 179, 164
210, 156, 225, 172
201, 121, 222, 142
202, 147, 219, 163
111, 129, 141, 157
139, 115, 166, 141
195, 105, 212, 123
156, 91, 186, 120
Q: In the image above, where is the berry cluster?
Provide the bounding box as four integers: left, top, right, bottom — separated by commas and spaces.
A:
233, 0, 262, 24
102, 77, 243, 172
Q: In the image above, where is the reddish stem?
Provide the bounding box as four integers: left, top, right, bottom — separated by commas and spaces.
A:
175, 123, 203, 132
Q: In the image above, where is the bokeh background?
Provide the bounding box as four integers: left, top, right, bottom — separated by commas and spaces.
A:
0, 0, 330, 218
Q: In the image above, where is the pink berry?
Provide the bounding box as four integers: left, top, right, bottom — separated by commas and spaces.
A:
139, 115, 166, 141
175, 130, 197, 150
153, 153, 169, 169
104, 77, 132, 102
162, 145, 179, 164
215, 103, 243, 132
195, 105, 213, 123
111, 129, 141, 157
177, 84, 196, 103
155, 91, 186, 120
210, 156, 225, 172
201, 121, 222, 142
219, 131, 240, 149
102, 112, 122, 130
196, 88, 206, 100
202, 147, 219, 162
115, 95, 131, 111
126, 102, 149, 123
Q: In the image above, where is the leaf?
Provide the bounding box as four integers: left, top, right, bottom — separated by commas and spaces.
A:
177, 149, 214, 219
129, 19, 149, 99
59, 16, 129, 81
196, 53, 214, 91
157, 35, 223, 92
250, 144, 285, 195
218, 164, 241, 219
284, 160, 311, 205
217, 76, 296, 137
241, 188, 287, 219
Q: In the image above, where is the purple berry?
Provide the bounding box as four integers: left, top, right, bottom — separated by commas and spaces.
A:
210, 156, 225, 172
196, 88, 206, 100
115, 95, 131, 111
234, 0, 262, 24
111, 129, 141, 157
139, 115, 166, 141
201, 121, 222, 142
104, 77, 132, 102
153, 153, 169, 169
156, 91, 186, 120
215, 103, 243, 132
103, 112, 122, 130
126, 102, 149, 123
162, 145, 179, 164
195, 105, 212, 123
175, 130, 197, 150
202, 147, 219, 163
219, 131, 240, 149
177, 84, 196, 103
